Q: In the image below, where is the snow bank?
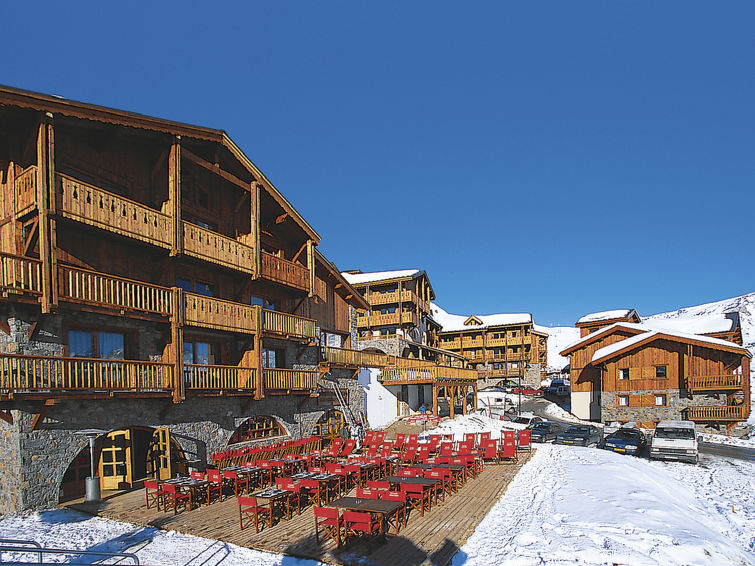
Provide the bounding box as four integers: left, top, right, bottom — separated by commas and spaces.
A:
452, 445, 755, 566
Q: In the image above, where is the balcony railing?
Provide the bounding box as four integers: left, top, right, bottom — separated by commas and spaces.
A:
368, 289, 415, 306
263, 368, 318, 390
687, 374, 743, 392
182, 221, 255, 274
686, 405, 747, 421
183, 293, 259, 334
0, 353, 173, 395
59, 265, 172, 316
321, 346, 390, 368
0, 253, 42, 296
359, 333, 400, 341
58, 173, 172, 249
380, 365, 479, 384
184, 364, 256, 391
260, 251, 309, 292
263, 309, 317, 339
14, 165, 37, 215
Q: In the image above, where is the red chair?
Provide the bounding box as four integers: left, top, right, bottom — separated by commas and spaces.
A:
355, 487, 380, 499
340, 439, 357, 457
400, 447, 417, 465
344, 464, 367, 488
464, 432, 477, 447
314, 506, 343, 547
238, 495, 271, 532
428, 435, 441, 453
161, 483, 191, 514
424, 469, 445, 504
325, 463, 349, 494
343, 510, 380, 542
190, 471, 205, 480
394, 433, 406, 451
380, 490, 407, 533
398, 468, 421, 478
483, 440, 500, 465
439, 443, 454, 458
364, 431, 375, 445
365, 444, 379, 458
206, 469, 224, 502
479, 432, 491, 445
256, 460, 273, 487
500, 441, 518, 464
144, 480, 163, 511
222, 469, 249, 497
275, 479, 304, 519
300, 478, 326, 506
518, 429, 532, 452
416, 445, 431, 462
400, 482, 431, 517
379, 441, 394, 458
368, 480, 390, 490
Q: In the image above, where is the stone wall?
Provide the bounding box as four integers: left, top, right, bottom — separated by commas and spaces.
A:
0, 414, 21, 513
601, 388, 727, 424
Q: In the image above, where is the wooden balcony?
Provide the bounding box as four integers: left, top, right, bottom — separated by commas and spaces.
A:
260, 251, 309, 292
184, 364, 256, 392
58, 173, 172, 249
358, 311, 419, 328
0, 353, 173, 398
59, 265, 172, 316
358, 333, 399, 341
687, 374, 743, 392
182, 221, 255, 274
0, 253, 42, 297
686, 405, 748, 422
320, 346, 390, 368
439, 339, 461, 350
183, 293, 259, 334
368, 289, 415, 306
380, 364, 478, 385
14, 165, 37, 216
263, 368, 318, 391
262, 309, 316, 340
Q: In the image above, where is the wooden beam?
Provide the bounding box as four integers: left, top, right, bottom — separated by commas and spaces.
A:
27, 320, 38, 340
31, 399, 55, 431
0, 318, 9, 335
169, 138, 182, 256
36, 120, 53, 313
23, 218, 39, 255
182, 147, 251, 192
291, 241, 307, 264
0, 410, 12, 425
275, 212, 289, 225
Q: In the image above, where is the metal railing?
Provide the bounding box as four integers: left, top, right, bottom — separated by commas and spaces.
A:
0, 538, 140, 564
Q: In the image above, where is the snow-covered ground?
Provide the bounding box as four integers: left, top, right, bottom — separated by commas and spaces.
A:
3, 415, 753, 566
534, 324, 580, 374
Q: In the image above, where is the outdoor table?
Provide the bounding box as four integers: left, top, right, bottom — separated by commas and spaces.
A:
290, 471, 340, 503
411, 462, 466, 484
162, 476, 209, 509
221, 465, 260, 493
383, 475, 441, 506
327, 496, 405, 535
252, 487, 291, 521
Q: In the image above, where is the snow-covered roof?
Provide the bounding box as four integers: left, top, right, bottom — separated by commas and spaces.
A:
561, 322, 647, 355
576, 309, 637, 324
592, 328, 749, 364
431, 302, 532, 332
341, 269, 420, 285
641, 313, 737, 335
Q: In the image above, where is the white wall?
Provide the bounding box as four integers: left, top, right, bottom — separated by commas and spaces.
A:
571, 390, 593, 420
359, 368, 399, 429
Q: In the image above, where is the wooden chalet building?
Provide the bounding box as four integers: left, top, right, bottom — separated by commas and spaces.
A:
432, 303, 548, 387
562, 309, 751, 433
0, 86, 379, 513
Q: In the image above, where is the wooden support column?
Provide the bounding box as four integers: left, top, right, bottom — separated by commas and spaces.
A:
251, 182, 261, 277
742, 355, 751, 411
168, 138, 182, 256
473, 382, 478, 412
307, 239, 315, 297
170, 287, 185, 403
432, 383, 439, 416
449, 385, 456, 419
254, 305, 264, 400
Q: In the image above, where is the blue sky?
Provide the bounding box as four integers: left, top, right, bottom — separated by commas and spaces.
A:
5, 2, 754, 326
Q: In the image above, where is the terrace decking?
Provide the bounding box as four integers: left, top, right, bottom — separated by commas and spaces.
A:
66, 452, 531, 566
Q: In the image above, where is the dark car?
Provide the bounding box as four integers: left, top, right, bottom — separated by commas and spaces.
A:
531, 421, 562, 443
555, 425, 601, 446
599, 428, 647, 455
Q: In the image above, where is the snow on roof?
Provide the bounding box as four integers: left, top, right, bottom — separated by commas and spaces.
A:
431, 302, 532, 332
576, 309, 636, 324
642, 313, 737, 335
341, 269, 420, 285
592, 328, 748, 364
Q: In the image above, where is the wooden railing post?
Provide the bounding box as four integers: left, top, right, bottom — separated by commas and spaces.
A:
307, 239, 315, 297
169, 137, 182, 256
254, 304, 264, 400
36, 116, 58, 312
252, 182, 261, 277
170, 287, 185, 402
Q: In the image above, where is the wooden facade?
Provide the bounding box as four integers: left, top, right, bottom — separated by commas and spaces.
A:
562, 320, 751, 432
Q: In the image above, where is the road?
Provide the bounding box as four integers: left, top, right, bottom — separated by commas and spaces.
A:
515, 395, 755, 463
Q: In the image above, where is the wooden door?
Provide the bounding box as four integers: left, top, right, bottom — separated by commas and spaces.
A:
99, 429, 132, 490
153, 427, 172, 480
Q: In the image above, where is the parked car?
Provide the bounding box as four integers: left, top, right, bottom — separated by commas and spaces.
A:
649, 420, 699, 464
473, 389, 516, 418
509, 413, 544, 429
511, 387, 544, 396
544, 379, 569, 395
599, 427, 647, 455
531, 421, 563, 443
555, 425, 602, 446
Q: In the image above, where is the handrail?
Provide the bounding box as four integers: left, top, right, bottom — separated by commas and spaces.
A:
263, 368, 318, 390
184, 364, 256, 391
687, 374, 742, 391
686, 405, 747, 421
263, 309, 317, 339
58, 173, 172, 249
0, 253, 43, 295
182, 221, 255, 274
0, 543, 139, 564
59, 265, 172, 316
0, 354, 173, 394
260, 251, 309, 291
14, 165, 37, 213
380, 365, 479, 383
321, 346, 390, 367
183, 293, 258, 334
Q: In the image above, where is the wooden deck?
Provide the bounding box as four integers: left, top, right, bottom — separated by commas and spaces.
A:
66, 453, 532, 566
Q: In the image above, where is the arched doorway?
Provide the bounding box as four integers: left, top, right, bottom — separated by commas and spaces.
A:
227, 416, 288, 445
59, 426, 187, 502
315, 409, 346, 439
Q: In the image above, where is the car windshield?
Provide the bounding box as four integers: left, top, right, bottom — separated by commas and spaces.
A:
612, 430, 640, 440
532, 423, 550, 432
566, 426, 590, 435
655, 427, 695, 440
512, 417, 531, 424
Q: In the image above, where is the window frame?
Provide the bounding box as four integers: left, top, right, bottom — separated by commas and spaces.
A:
618, 395, 630, 407
655, 365, 668, 379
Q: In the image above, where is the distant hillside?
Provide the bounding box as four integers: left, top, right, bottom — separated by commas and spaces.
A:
539, 291, 755, 425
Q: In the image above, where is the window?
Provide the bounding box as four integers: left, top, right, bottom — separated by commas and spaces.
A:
655, 394, 667, 406
262, 347, 285, 369
68, 330, 126, 359
655, 366, 667, 378
176, 278, 214, 297
619, 369, 630, 380
618, 395, 629, 407
183, 341, 218, 365
228, 416, 286, 444
251, 296, 277, 310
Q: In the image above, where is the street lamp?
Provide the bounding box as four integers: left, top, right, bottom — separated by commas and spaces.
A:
75, 429, 106, 503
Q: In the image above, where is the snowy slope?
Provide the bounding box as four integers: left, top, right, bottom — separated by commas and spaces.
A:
534, 324, 580, 373
645, 291, 755, 425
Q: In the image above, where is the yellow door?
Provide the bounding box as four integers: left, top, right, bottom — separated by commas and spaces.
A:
153, 427, 172, 480
99, 429, 132, 490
